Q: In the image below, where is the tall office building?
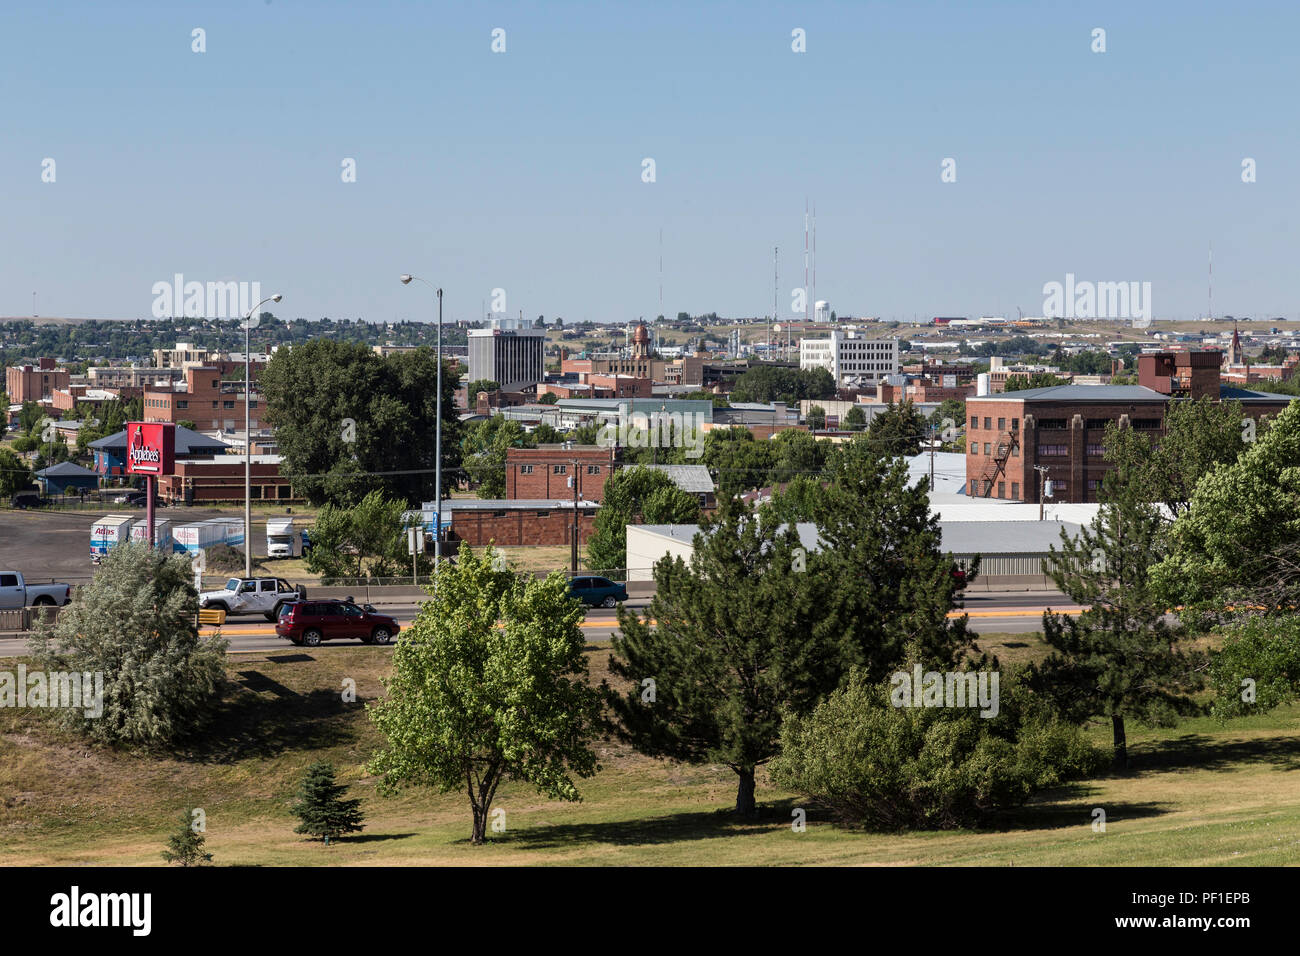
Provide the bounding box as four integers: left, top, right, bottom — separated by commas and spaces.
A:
468, 319, 546, 393
799, 330, 899, 388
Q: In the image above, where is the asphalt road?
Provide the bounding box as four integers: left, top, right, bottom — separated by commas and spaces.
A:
0, 591, 1083, 655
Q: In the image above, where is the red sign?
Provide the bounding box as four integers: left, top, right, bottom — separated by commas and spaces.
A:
125, 422, 176, 475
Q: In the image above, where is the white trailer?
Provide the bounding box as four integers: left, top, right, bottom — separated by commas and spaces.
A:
130, 518, 172, 551
90, 515, 135, 564
172, 518, 243, 554
266, 517, 298, 558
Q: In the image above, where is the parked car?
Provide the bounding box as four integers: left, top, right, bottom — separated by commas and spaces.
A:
114, 491, 165, 508
0, 572, 73, 609
199, 577, 305, 620
275, 599, 399, 646
10, 491, 45, 509
568, 575, 628, 608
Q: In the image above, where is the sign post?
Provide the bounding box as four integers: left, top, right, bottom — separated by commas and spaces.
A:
407, 524, 425, 584
125, 422, 176, 550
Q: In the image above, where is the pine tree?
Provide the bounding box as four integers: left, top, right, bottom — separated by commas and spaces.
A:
1031, 423, 1205, 770
291, 762, 365, 845
161, 811, 213, 866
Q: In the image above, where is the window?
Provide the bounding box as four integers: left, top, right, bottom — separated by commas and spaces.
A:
984, 442, 991, 455
998, 482, 1005, 499
587, 465, 600, 474
520, 464, 534, 474
0, 574, 17, 588
1133, 418, 1161, 430
1012, 443, 1019, 457
536, 510, 550, 517
1011, 482, 1019, 499
211, 380, 219, 388
1038, 444, 1068, 456
1087, 443, 1105, 457
997, 418, 1005, 430
177, 400, 188, 409
553, 464, 566, 474
1088, 479, 1102, 492
970, 442, 977, 455
970, 480, 978, 495
223, 401, 235, 409
211, 401, 218, 408
1010, 419, 1019, 431
1037, 418, 1068, 430
984, 417, 992, 429
1085, 418, 1111, 430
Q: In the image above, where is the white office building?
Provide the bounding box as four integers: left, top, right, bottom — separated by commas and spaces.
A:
799, 330, 899, 387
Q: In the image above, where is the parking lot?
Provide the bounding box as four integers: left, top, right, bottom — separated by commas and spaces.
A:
0, 506, 286, 585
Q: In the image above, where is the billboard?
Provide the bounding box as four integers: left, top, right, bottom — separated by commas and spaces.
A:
125, 422, 176, 476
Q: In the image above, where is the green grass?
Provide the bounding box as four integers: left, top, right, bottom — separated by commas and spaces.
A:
2, 633, 1299, 866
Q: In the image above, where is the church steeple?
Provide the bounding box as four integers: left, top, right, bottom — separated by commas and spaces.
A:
1226, 323, 1244, 367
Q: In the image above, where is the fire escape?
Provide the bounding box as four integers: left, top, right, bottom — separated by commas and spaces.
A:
979, 429, 1019, 497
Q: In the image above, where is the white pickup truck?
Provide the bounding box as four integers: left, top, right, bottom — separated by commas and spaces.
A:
0, 572, 73, 609
199, 577, 305, 621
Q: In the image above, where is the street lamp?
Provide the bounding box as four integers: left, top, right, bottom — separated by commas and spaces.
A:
400, 275, 444, 575
241, 293, 282, 578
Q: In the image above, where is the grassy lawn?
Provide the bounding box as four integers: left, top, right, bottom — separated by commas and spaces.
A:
2, 632, 1299, 866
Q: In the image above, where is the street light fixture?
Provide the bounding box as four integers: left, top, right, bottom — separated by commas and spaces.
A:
400, 275, 444, 576
241, 293, 282, 577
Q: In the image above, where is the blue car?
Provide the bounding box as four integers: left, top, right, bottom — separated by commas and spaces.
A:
568, 575, 628, 608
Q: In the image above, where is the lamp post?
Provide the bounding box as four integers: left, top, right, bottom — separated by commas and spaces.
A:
400, 275, 444, 575
241, 294, 282, 578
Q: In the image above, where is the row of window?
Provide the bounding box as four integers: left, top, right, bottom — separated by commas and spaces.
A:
144, 398, 255, 410
517, 464, 602, 475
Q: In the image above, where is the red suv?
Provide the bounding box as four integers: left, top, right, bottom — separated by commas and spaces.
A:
275, 600, 400, 646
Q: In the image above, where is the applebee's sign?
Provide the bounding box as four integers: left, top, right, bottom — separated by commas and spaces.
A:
125, 422, 175, 476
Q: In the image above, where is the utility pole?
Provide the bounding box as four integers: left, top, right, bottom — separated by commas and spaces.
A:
569, 449, 580, 576
1034, 465, 1050, 521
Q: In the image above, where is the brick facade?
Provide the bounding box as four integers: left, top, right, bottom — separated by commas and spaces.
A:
6, 359, 69, 403
448, 507, 598, 547
967, 387, 1290, 503
505, 445, 619, 501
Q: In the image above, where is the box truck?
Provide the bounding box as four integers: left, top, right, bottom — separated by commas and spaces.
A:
266, 517, 299, 558
90, 515, 136, 564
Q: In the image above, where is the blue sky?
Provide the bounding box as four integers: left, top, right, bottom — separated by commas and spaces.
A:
2, 0, 1297, 324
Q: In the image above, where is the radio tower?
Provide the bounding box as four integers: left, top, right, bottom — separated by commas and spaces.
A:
771, 245, 778, 358
1208, 243, 1213, 321
812, 203, 817, 322
804, 200, 810, 329
658, 227, 663, 320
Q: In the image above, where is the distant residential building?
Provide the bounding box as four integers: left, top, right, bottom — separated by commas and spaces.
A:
6, 358, 69, 403
445, 498, 599, 548
141, 366, 263, 434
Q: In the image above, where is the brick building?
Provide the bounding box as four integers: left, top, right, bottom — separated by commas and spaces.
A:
966, 358, 1291, 503
157, 456, 296, 504
445, 499, 599, 547
6, 358, 69, 403
505, 445, 619, 501
142, 366, 263, 433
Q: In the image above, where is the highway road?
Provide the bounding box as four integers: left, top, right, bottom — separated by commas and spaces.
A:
0, 591, 1084, 656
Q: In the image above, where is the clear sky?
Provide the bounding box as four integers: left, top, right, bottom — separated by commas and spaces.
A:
2, 0, 1296, 325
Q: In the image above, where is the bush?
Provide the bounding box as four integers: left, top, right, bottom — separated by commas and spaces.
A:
1209, 617, 1300, 720
28, 541, 227, 747
770, 667, 1105, 830
205, 542, 246, 573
